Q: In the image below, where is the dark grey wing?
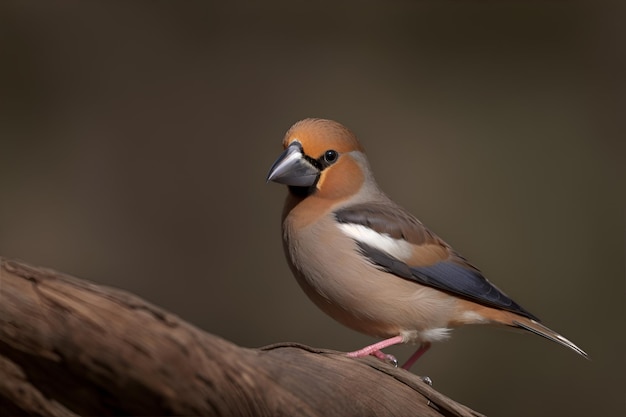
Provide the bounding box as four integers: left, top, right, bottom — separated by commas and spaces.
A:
336, 203, 539, 321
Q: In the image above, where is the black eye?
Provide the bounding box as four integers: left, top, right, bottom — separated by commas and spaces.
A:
323, 150, 338, 164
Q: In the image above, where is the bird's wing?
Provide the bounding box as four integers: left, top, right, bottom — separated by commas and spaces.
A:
335, 202, 538, 320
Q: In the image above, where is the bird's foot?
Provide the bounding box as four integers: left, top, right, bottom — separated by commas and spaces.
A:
421, 376, 433, 386
346, 335, 404, 367
371, 350, 398, 367
346, 335, 403, 357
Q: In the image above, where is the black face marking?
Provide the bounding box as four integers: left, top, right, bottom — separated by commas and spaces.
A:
286, 148, 339, 198
298, 149, 340, 171
302, 154, 322, 170
288, 184, 317, 197
315, 149, 339, 169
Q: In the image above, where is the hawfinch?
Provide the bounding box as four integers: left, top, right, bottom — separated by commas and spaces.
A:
267, 118, 587, 369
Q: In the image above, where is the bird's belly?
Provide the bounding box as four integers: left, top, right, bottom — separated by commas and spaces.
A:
285, 228, 457, 341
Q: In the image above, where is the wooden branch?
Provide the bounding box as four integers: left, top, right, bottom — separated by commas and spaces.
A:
0, 257, 484, 417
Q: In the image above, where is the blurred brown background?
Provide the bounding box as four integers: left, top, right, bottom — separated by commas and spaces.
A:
1, 2, 623, 416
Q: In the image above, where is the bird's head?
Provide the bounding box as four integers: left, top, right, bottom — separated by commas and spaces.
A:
267, 118, 369, 200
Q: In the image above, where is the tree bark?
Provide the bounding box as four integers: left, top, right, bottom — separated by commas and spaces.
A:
0, 257, 484, 417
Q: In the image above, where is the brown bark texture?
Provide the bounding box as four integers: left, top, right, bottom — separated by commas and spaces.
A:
0, 257, 484, 417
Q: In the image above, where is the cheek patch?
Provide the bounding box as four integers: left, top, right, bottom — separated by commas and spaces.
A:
316, 155, 364, 200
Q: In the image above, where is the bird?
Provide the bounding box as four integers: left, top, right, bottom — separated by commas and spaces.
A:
266, 118, 588, 369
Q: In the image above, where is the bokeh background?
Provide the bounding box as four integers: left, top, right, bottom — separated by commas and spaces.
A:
1, 2, 623, 416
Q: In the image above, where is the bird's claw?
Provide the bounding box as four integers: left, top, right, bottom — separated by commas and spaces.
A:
371, 350, 398, 367
421, 376, 433, 386
385, 355, 399, 367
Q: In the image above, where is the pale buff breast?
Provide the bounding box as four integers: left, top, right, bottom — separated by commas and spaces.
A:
282, 213, 459, 343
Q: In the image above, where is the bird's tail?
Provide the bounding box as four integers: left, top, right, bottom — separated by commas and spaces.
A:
509, 316, 589, 359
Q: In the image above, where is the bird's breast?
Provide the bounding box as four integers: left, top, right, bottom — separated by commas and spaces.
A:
281, 212, 458, 340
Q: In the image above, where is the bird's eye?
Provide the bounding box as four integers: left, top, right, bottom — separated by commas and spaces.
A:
324, 150, 339, 164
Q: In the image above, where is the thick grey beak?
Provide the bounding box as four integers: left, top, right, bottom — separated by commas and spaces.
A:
266, 141, 319, 187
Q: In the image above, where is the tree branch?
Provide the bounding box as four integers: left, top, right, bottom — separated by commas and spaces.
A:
0, 257, 484, 417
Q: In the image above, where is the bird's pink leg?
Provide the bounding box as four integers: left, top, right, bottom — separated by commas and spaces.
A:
401, 342, 431, 370
346, 335, 404, 364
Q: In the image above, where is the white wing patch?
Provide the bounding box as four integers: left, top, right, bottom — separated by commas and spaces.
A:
338, 223, 413, 260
